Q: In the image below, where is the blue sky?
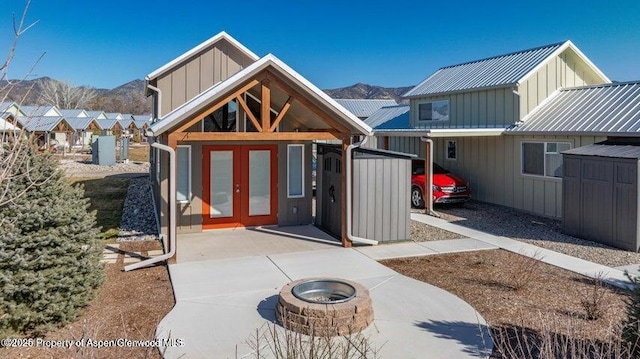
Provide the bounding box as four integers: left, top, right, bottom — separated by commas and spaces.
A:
0, 0, 638, 89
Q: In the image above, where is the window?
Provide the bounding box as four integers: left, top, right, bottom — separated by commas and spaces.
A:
287, 144, 304, 198
522, 141, 571, 178
446, 140, 457, 160
176, 145, 191, 202
417, 100, 449, 122
203, 101, 237, 132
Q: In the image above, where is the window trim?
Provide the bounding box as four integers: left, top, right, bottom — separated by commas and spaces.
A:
520, 140, 571, 179
445, 139, 457, 161
416, 99, 450, 123
176, 145, 191, 203
287, 144, 305, 198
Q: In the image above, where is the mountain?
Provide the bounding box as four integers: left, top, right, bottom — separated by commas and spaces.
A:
1, 77, 411, 114
323, 83, 413, 104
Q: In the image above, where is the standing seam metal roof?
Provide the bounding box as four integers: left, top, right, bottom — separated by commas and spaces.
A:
333, 99, 398, 118
17, 116, 65, 132
507, 81, 640, 135
365, 105, 411, 130
404, 42, 565, 97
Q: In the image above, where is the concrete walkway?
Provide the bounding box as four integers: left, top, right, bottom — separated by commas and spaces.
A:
157, 245, 492, 358
409, 213, 632, 289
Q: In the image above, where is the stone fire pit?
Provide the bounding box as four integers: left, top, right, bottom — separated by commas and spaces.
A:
276, 278, 374, 336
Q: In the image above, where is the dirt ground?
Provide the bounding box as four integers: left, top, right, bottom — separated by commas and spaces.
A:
0, 241, 175, 359
382, 249, 630, 356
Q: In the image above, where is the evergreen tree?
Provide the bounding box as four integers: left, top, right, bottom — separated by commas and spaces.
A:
0, 139, 103, 335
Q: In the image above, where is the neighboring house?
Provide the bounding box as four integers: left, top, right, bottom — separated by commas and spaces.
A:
145, 31, 371, 260
20, 105, 62, 117
85, 110, 108, 120
65, 117, 102, 149
373, 40, 614, 218
16, 115, 73, 150
133, 115, 152, 142
59, 109, 89, 118
96, 118, 124, 137
118, 115, 139, 140
0, 101, 27, 117
0, 112, 19, 133
105, 112, 123, 120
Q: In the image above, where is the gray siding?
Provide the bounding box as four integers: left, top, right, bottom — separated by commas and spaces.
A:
409, 87, 517, 129
155, 38, 254, 117
277, 142, 314, 226
352, 157, 411, 242
518, 51, 607, 118
387, 134, 606, 218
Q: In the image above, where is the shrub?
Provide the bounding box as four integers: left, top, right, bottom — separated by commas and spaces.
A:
623, 270, 640, 355
0, 139, 104, 336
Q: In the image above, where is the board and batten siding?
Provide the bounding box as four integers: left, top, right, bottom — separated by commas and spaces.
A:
518, 50, 607, 118
155, 38, 255, 117
352, 157, 411, 242
409, 87, 518, 129
386, 135, 605, 218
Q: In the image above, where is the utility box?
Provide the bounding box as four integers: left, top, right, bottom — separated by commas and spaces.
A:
92, 136, 116, 166
562, 144, 640, 251
316, 144, 414, 243
121, 136, 129, 162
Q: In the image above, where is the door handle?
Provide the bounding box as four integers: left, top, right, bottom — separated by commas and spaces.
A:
235, 184, 240, 193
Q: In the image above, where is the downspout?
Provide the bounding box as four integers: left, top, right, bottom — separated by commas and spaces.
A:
420, 136, 438, 217
346, 136, 378, 245
146, 83, 162, 122
125, 141, 175, 271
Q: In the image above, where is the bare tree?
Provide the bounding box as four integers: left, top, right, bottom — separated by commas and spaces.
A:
39, 79, 97, 109
0, 0, 51, 211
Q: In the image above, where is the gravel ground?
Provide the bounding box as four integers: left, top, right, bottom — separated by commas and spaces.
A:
419, 201, 640, 267
60, 159, 150, 177
410, 218, 463, 241
118, 176, 159, 242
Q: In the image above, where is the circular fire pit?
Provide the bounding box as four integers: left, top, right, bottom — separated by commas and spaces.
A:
276, 278, 373, 336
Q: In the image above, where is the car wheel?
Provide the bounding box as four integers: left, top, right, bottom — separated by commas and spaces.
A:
411, 186, 425, 209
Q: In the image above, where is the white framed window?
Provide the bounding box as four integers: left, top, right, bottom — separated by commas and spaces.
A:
176, 145, 191, 202
417, 100, 449, 122
287, 144, 304, 198
446, 140, 457, 160
521, 141, 571, 178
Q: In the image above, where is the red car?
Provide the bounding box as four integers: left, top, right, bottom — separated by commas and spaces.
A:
411, 160, 470, 208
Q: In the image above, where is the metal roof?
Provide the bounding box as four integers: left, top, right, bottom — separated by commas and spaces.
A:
59, 109, 87, 117
365, 105, 410, 130
97, 119, 119, 130
65, 117, 101, 131
20, 105, 60, 117
563, 144, 640, 159
85, 110, 106, 119
133, 115, 151, 129
105, 112, 122, 120
17, 116, 65, 132
507, 81, 640, 136
405, 41, 594, 98
118, 118, 135, 128
333, 99, 398, 119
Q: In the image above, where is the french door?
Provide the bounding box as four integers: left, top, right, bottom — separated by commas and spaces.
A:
202, 145, 278, 229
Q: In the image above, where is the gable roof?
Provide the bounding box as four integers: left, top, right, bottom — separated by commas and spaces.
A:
17, 116, 67, 132
104, 112, 123, 120
85, 110, 107, 119
118, 118, 135, 128
365, 105, 410, 130
507, 81, 640, 136
146, 31, 260, 82
96, 119, 120, 130
149, 54, 372, 136
0, 113, 19, 131
59, 109, 88, 117
133, 115, 151, 129
20, 105, 61, 117
65, 117, 102, 131
333, 99, 398, 119
404, 41, 609, 98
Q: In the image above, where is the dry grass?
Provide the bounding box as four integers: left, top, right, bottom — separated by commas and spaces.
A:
381, 249, 629, 356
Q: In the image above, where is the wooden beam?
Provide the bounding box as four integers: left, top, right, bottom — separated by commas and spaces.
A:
236, 95, 262, 132
270, 96, 293, 132
172, 131, 340, 142
340, 138, 352, 248
265, 70, 351, 133
172, 79, 261, 134
261, 79, 271, 132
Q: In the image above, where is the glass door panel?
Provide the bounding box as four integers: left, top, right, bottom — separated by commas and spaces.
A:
210, 150, 234, 218
248, 150, 271, 216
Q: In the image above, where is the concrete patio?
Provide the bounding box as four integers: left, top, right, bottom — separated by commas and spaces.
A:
157, 227, 492, 358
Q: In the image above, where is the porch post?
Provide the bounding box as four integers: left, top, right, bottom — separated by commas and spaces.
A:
167, 134, 178, 264
424, 140, 432, 215
340, 137, 352, 248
